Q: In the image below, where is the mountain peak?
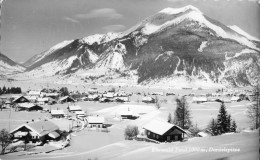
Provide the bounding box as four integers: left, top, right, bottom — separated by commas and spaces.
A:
159, 5, 201, 15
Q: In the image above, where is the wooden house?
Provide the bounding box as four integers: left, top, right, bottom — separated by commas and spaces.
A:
12, 96, 30, 104
51, 110, 65, 118
120, 110, 139, 120
10, 120, 60, 143
143, 120, 187, 142
68, 105, 82, 112
142, 96, 155, 103
17, 103, 43, 111
58, 96, 76, 104
87, 116, 105, 128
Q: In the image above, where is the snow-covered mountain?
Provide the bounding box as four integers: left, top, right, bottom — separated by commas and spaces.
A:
22, 5, 260, 88
0, 53, 25, 75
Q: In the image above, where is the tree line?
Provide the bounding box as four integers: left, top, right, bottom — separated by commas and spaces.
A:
0, 86, 22, 95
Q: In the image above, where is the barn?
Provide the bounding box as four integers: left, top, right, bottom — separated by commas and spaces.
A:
87, 116, 105, 128
51, 110, 65, 118
17, 103, 43, 111
58, 96, 76, 103
12, 96, 30, 104
143, 120, 187, 142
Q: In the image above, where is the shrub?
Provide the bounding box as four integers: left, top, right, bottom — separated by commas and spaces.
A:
124, 125, 139, 140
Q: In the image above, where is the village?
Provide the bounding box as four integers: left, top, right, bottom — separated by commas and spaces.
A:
0, 84, 258, 160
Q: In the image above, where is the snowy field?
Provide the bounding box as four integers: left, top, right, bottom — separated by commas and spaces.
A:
0, 79, 257, 160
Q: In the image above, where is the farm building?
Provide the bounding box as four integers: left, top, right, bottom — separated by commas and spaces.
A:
17, 103, 43, 111
37, 97, 49, 105
45, 93, 60, 99
10, 120, 60, 143
142, 96, 155, 103
51, 110, 65, 118
120, 110, 139, 120
27, 90, 43, 97
87, 116, 105, 128
87, 94, 99, 101
68, 105, 82, 112
74, 111, 86, 117
99, 97, 113, 103
143, 120, 187, 142
197, 131, 210, 137
114, 96, 129, 102
192, 97, 208, 103
12, 96, 30, 104
58, 96, 76, 103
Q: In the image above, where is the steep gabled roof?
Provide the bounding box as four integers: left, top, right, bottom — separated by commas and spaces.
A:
10, 120, 59, 137
143, 120, 186, 136
87, 116, 105, 124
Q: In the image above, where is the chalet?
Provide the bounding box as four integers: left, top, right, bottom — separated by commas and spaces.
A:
192, 97, 208, 103
88, 88, 98, 94
45, 93, 60, 99
17, 103, 43, 111
142, 96, 155, 103
68, 105, 82, 112
10, 120, 60, 143
114, 96, 129, 102
87, 116, 105, 128
28, 90, 42, 97
120, 110, 139, 119
74, 111, 86, 117
99, 97, 113, 103
58, 96, 76, 104
37, 97, 49, 105
143, 120, 187, 142
50, 110, 65, 118
87, 94, 99, 101
12, 96, 30, 104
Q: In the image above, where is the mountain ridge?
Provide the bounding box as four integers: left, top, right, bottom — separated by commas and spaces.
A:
16, 5, 260, 88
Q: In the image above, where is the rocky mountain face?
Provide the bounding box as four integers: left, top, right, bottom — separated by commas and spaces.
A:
0, 53, 25, 75
23, 5, 260, 88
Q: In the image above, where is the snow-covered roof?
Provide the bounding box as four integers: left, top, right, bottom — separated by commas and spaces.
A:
28, 90, 42, 95
37, 98, 49, 102
18, 103, 41, 109
198, 131, 209, 137
10, 120, 59, 137
87, 116, 105, 124
59, 96, 75, 102
231, 96, 239, 101
68, 105, 82, 111
75, 111, 85, 115
143, 120, 186, 136
142, 96, 154, 101
51, 110, 65, 115
192, 97, 208, 102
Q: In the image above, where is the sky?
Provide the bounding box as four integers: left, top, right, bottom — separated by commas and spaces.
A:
1, 0, 260, 63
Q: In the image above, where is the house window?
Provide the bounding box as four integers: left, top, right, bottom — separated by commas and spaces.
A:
148, 131, 150, 135
153, 133, 155, 138
156, 135, 159, 139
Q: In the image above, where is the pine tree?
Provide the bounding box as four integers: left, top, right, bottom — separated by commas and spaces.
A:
2, 86, 6, 94
0, 87, 2, 95
230, 120, 237, 132
173, 96, 192, 129
247, 85, 260, 129
227, 114, 231, 132
216, 103, 229, 134
208, 118, 218, 135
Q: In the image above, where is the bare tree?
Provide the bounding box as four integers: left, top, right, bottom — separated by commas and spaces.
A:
0, 128, 12, 154
247, 85, 260, 129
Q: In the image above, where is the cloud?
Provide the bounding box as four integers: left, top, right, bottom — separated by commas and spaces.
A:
63, 17, 79, 23
102, 24, 126, 32
75, 8, 123, 19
